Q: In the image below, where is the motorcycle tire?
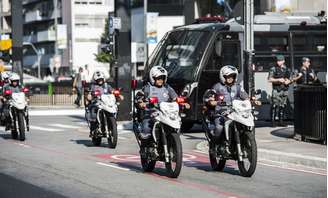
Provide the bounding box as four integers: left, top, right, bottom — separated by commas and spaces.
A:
107, 116, 117, 149
238, 131, 257, 177
209, 142, 226, 171
165, 133, 183, 178
11, 129, 18, 140
17, 111, 25, 141
141, 154, 156, 172
92, 137, 102, 146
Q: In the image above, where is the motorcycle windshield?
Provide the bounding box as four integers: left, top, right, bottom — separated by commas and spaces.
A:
148, 30, 211, 83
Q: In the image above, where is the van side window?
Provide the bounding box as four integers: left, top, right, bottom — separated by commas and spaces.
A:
204, 39, 240, 71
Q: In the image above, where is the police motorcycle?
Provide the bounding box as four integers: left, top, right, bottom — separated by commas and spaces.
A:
88, 87, 121, 148
3, 86, 30, 141
131, 81, 187, 178
202, 89, 260, 177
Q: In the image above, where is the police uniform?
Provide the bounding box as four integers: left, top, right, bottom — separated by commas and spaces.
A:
210, 82, 248, 141
140, 82, 178, 138
268, 62, 291, 124
295, 68, 317, 85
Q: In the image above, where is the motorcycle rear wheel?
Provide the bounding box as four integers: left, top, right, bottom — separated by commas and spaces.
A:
141, 152, 156, 172
238, 131, 257, 177
165, 133, 183, 178
92, 137, 102, 146
106, 116, 117, 149
209, 142, 226, 171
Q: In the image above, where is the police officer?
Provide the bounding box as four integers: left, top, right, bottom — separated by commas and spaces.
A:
0, 71, 11, 125
86, 71, 123, 136
137, 66, 178, 140
293, 57, 318, 85
2, 73, 22, 130
205, 65, 260, 152
268, 55, 292, 126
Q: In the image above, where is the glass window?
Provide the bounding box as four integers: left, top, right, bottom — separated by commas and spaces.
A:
292, 32, 327, 52
149, 30, 211, 82
254, 33, 289, 52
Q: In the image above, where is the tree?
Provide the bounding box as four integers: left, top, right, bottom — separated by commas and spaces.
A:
94, 18, 113, 63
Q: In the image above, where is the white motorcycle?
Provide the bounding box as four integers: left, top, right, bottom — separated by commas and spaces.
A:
4, 88, 29, 141
133, 93, 185, 178
202, 89, 258, 177
89, 89, 120, 148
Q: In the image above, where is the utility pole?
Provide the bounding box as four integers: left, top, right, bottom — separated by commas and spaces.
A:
243, 0, 254, 95
144, 0, 147, 67
11, 0, 23, 83
53, 0, 59, 74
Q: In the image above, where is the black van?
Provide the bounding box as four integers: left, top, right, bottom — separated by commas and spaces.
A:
143, 22, 244, 130
142, 15, 327, 129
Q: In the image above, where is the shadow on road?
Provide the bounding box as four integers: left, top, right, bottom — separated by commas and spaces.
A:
270, 127, 294, 138
70, 139, 113, 149
0, 133, 13, 140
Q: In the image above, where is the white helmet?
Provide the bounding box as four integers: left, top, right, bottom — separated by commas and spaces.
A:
149, 66, 167, 85
2, 71, 11, 80
93, 71, 105, 81
9, 73, 20, 84
219, 65, 238, 84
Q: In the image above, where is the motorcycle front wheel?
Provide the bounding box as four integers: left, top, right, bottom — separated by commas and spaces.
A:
106, 115, 117, 149
165, 133, 183, 178
17, 111, 25, 141
238, 131, 257, 177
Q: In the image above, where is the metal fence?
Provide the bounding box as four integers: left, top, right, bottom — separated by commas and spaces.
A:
29, 94, 82, 106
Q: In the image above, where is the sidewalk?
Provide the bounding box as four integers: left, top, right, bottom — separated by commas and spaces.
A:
196, 125, 327, 169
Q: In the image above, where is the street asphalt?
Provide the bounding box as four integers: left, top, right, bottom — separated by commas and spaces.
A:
0, 112, 326, 198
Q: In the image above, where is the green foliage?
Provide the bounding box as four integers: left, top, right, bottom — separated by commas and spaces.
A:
94, 52, 112, 63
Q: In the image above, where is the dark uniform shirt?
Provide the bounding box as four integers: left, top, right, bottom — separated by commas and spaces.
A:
268, 65, 291, 91
295, 67, 316, 84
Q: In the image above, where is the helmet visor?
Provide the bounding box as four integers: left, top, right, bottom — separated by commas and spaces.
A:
154, 75, 166, 81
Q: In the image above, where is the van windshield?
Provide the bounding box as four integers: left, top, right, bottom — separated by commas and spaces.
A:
149, 30, 211, 82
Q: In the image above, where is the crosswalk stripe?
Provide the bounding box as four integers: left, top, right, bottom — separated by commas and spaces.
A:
48, 124, 81, 129
30, 126, 64, 132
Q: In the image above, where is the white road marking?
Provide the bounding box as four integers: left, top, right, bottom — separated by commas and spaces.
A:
258, 148, 327, 162
118, 136, 127, 140
48, 124, 81, 129
258, 162, 327, 176
14, 143, 31, 148
30, 126, 64, 132
96, 162, 130, 171
29, 110, 85, 116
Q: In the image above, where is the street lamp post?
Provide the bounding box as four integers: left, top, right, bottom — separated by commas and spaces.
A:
23, 42, 41, 79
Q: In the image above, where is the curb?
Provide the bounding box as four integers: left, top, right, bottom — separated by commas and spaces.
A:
196, 141, 327, 169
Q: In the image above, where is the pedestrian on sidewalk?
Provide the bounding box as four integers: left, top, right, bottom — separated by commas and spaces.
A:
72, 67, 84, 108
268, 55, 293, 127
